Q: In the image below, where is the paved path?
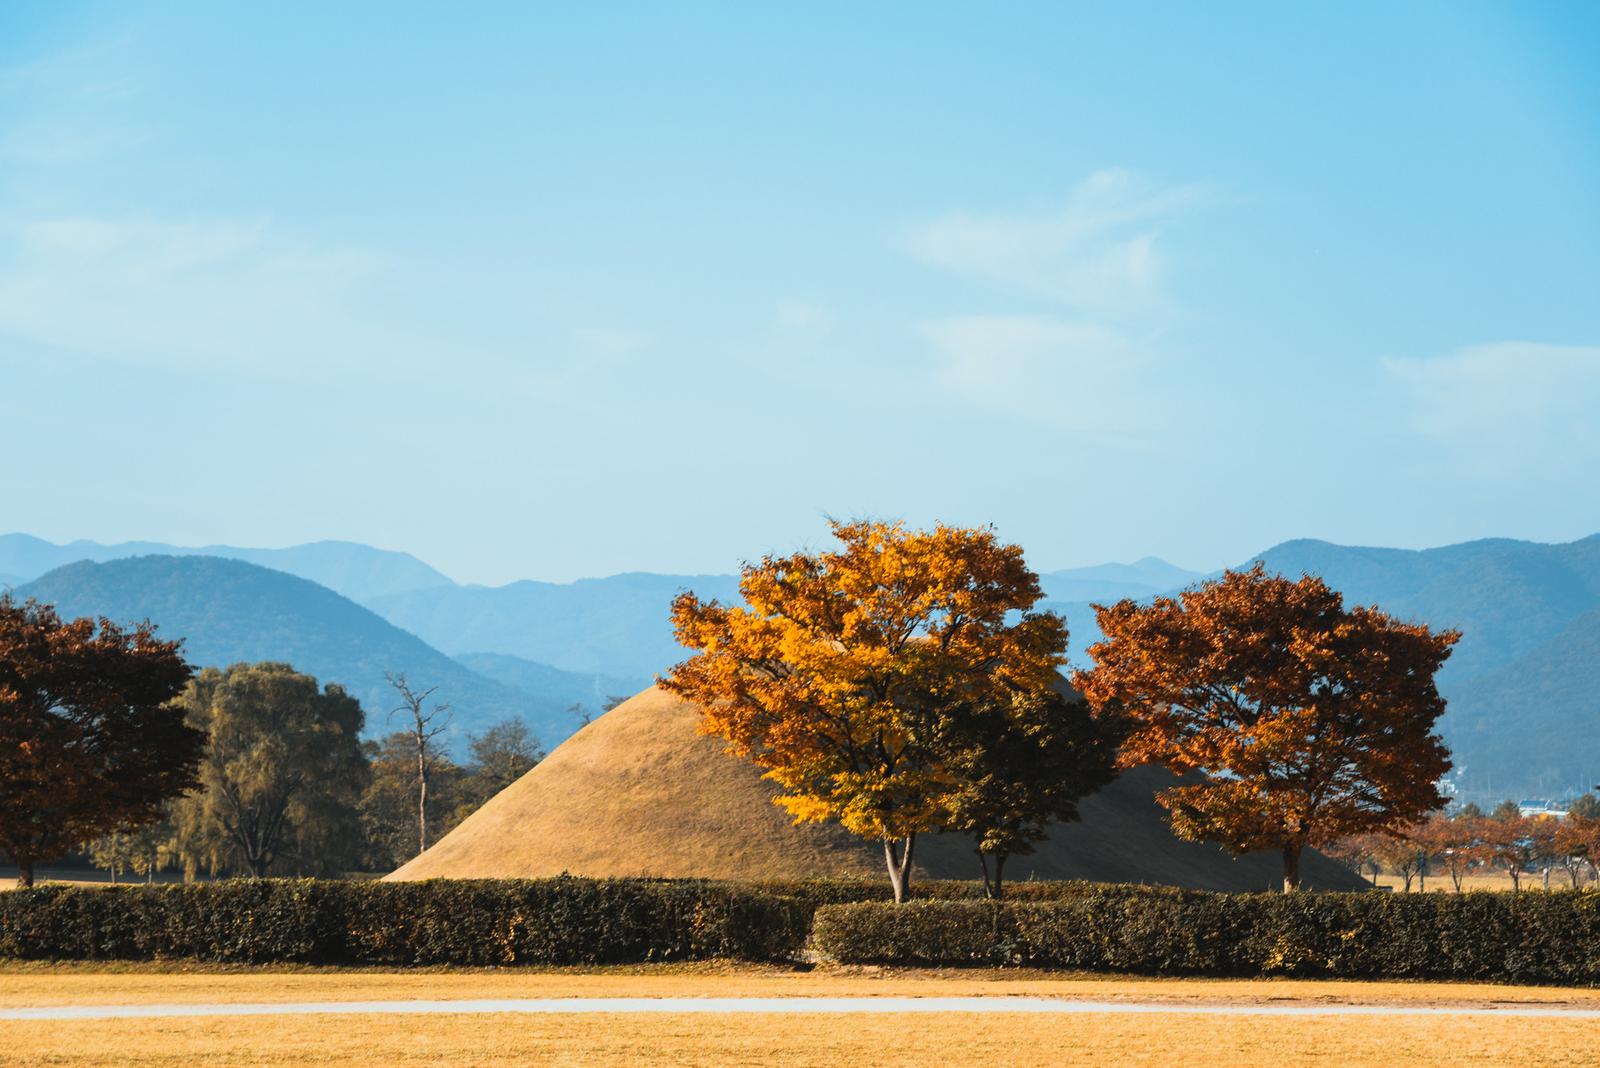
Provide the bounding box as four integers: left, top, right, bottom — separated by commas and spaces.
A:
8, 997, 1600, 1021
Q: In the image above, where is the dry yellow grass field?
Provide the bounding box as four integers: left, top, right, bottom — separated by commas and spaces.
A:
7, 1008, 1598, 1067
1374, 871, 1593, 892
5, 961, 1600, 1009
5, 964, 1600, 1066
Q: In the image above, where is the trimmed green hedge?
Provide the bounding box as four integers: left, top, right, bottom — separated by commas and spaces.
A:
743, 877, 1115, 912
12, 876, 1596, 982
811, 887, 1600, 983
0, 878, 808, 965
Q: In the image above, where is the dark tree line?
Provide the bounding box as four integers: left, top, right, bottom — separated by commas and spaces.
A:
0, 595, 545, 883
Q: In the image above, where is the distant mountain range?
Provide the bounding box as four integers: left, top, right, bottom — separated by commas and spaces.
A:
366, 573, 744, 679
5, 531, 1599, 802
0, 533, 451, 602
1038, 557, 1207, 604
13, 556, 634, 750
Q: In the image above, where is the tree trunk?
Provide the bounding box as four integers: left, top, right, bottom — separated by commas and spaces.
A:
992, 853, 1008, 901
977, 852, 994, 899
883, 835, 915, 903
417, 753, 430, 855
17, 860, 33, 889
1281, 843, 1302, 892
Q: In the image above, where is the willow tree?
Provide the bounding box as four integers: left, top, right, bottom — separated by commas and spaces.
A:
1076, 564, 1457, 891
0, 596, 200, 887
664, 519, 1066, 902
173, 662, 368, 877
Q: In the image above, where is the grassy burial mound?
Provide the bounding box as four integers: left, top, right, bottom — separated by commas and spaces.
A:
389, 686, 1364, 890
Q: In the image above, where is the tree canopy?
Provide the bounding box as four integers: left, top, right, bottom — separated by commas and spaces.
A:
171, 662, 368, 878
664, 518, 1076, 901
935, 684, 1125, 897
1076, 564, 1458, 891
0, 595, 201, 886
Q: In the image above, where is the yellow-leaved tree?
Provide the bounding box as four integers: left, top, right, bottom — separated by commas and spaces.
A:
663, 519, 1066, 902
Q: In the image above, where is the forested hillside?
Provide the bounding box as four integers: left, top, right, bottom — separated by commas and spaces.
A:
1041, 535, 1600, 802
16, 556, 580, 749
12, 532, 1600, 801
0, 534, 452, 602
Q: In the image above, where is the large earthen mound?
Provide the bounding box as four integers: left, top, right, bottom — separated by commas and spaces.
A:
390, 685, 1365, 890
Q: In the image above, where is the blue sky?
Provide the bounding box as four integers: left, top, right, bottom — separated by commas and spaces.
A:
1, 2, 1596, 584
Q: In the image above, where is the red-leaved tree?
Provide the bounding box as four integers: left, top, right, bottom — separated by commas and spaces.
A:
1075, 564, 1457, 891
0, 596, 202, 887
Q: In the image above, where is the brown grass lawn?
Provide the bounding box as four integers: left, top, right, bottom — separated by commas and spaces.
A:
1373, 870, 1594, 892
6, 961, 1600, 1009
4, 964, 1600, 1066
7, 1009, 1599, 1067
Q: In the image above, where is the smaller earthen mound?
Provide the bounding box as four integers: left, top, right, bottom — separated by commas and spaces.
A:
390, 685, 1365, 890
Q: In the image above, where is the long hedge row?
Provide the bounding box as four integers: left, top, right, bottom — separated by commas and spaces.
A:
0, 878, 807, 965
8, 877, 1600, 983
811, 886, 1600, 983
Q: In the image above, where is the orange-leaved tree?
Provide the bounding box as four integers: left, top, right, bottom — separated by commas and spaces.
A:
663, 519, 1066, 902
0, 595, 203, 887
1075, 564, 1457, 891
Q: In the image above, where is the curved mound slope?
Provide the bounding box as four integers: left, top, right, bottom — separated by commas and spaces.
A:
390, 686, 1365, 890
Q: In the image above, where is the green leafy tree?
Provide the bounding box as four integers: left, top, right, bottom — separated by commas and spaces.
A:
1491, 799, 1523, 822
456, 719, 543, 813
358, 718, 543, 872
0, 595, 201, 887
358, 732, 464, 871
172, 662, 368, 878
88, 811, 176, 884
936, 685, 1125, 899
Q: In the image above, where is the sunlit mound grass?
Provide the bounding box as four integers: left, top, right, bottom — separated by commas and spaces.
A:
389, 686, 1362, 890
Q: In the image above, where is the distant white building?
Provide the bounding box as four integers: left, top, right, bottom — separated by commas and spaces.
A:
1518, 799, 1569, 819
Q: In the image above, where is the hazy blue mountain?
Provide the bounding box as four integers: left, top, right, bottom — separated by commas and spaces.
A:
455, 653, 647, 722
1248, 536, 1600, 682
15, 556, 577, 750
0, 571, 20, 590
1040, 556, 1204, 602
15, 531, 1600, 802
1045, 534, 1600, 802
1442, 607, 1600, 801
1250, 537, 1600, 802
0, 534, 454, 602
365, 572, 744, 679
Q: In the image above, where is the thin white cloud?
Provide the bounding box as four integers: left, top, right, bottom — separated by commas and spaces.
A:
775, 300, 833, 333
1384, 342, 1600, 474
0, 215, 414, 379
919, 314, 1149, 427
905, 169, 1205, 315
572, 327, 648, 357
